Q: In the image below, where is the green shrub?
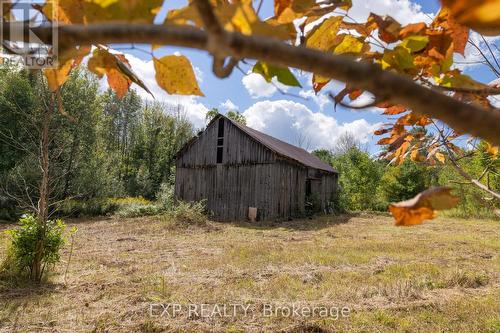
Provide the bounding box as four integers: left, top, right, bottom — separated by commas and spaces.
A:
56, 197, 156, 218
3, 214, 66, 280
156, 183, 175, 211
161, 199, 208, 227
115, 203, 160, 218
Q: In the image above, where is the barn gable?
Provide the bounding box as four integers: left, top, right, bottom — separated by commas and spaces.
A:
177, 115, 337, 173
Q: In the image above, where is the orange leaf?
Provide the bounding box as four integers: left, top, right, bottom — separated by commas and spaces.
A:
367, 13, 402, 43
389, 187, 459, 226
434, 7, 470, 55
382, 105, 407, 115
399, 22, 427, 38
88, 48, 133, 98
441, 0, 500, 36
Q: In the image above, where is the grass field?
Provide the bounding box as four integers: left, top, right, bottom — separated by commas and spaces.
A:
0, 213, 499, 332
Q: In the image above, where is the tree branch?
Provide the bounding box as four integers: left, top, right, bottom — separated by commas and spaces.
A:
4, 22, 500, 145
192, 0, 238, 78
432, 121, 500, 200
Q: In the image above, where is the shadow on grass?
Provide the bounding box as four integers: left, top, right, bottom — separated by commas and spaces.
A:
223, 213, 360, 231
0, 273, 62, 299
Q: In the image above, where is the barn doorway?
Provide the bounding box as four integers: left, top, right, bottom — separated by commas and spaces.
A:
305, 178, 321, 214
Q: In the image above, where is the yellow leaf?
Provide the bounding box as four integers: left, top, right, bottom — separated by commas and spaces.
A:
389, 187, 459, 226
44, 0, 162, 24
166, 2, 291, 40
44, 45, 91, 91
486, 143, 499, 157
306, 16, 343, 51
334, 35, 365, 55
154, 55, 204, 96
44, 60, 73, 91
435, 152, 446, 163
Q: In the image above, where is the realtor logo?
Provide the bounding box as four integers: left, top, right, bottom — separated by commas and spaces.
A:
0, 0, 58, 68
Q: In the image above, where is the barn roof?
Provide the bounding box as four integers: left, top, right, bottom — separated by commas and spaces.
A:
220, 115, 337, 174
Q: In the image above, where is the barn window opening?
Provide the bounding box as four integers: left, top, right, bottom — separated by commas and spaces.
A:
218, 118, 225, 137
216, 146, 223, 163
306, 179, 312, 197
216, 118, 224, 164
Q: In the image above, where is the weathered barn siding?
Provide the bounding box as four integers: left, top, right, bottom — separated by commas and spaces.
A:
175, 116, 338, 221
175, 161, 308, 220
177, 118, 275, 167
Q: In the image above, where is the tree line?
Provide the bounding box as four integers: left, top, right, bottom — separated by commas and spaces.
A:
0, 65, 194, 220
314, 133, 499, 218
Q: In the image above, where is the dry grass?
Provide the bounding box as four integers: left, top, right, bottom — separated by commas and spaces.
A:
0, 213, 499, 332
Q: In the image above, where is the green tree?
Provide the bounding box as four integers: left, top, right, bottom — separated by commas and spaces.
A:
331, 147, 384, 211
377, 160, 430, 203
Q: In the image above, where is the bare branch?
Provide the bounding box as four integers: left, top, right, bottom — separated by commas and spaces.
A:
432, 121, 500, 200
3, 22, 500, 145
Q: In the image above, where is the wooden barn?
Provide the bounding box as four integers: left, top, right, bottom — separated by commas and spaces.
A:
174, 114, 338, 221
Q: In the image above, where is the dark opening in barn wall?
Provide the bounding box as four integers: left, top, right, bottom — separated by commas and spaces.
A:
216, 118, 225, 164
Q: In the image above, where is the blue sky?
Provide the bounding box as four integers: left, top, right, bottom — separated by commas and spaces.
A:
116, 0, 499, 154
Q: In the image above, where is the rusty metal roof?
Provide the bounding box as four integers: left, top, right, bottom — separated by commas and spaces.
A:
223, 116, 337, 174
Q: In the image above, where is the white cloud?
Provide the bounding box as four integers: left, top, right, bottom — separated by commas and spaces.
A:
299, 90, 331, 110
349, 0, 432, 25
242, 72, 290, 98
106, 52, 209, 129
243, 100, 381, 151
242, 73, 278, 98
219, 99, 239, 112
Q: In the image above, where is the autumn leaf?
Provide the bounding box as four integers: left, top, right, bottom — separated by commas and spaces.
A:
486, 143, 499, 157
44, 0, 162, 24
435, 152, 446, 163
154, 55, 204, 96
44, 45, 91, 92
306, 16, 343, 50
45, 60, 73, 92
88, 48, 147, 98
410, 147, 426, 162
441, 0, 500, 36
252, 62, 301, 87
366, 14, 402, 43
382, 104, 407, 115
312, 74, 330, 93
380, 46, 415, 71
333, 35, 366, 55
389, 187, 459, 226
399, 22, 427, 39
274, 0, 316, 23
434, 7, 469, 55
400, 36, 429, 53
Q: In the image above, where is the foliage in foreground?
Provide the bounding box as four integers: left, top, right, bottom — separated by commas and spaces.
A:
1, 215, 66, 281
